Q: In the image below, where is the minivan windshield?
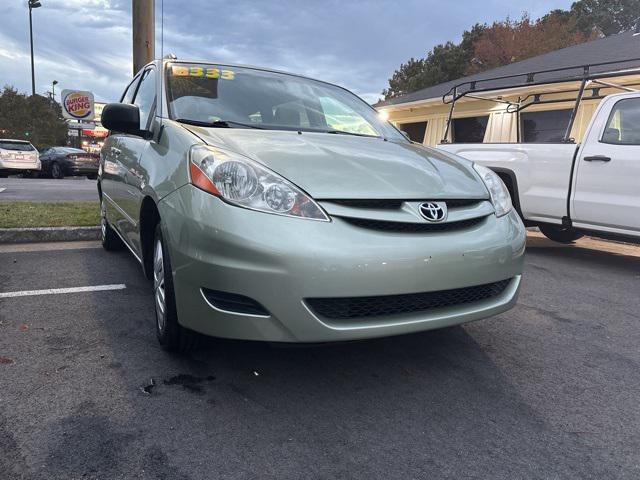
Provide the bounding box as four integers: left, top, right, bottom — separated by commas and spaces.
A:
0, 141, 35, 151
166, 63, 403, 140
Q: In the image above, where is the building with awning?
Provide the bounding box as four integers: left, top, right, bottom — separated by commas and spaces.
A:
376, 30, 640, 146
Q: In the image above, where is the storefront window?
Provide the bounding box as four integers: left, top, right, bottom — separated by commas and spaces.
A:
452, 116, 488, 143
398, 121, 427, 143
521, 109, 572, 143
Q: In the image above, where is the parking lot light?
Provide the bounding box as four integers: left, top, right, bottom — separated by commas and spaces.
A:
28, 0, 42, 97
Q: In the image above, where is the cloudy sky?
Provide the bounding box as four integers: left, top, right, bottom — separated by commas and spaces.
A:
1, 0, 573, 103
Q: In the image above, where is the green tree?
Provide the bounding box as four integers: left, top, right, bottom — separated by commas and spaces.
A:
0, 86, 68, 149
382, 1, 639, 99
382, 24, 484, 100
571, 0, 640, 36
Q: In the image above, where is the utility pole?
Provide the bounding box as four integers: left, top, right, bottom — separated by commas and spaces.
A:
28, 0, 42, 96
132, 0, 154, 75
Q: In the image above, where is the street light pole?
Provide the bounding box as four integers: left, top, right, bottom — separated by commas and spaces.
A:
28, 0, 42, 97
52, 80, 58, 101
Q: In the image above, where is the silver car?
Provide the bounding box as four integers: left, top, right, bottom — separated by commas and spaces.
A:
0, 139, 41, 177
99, 59, 525, 352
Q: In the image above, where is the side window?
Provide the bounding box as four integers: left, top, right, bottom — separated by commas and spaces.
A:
132, 68, 157, 130
121, 76, 140, 104
601, 98, 640, 145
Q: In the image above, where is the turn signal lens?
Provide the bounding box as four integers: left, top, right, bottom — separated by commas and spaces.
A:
189, 145, 329, 221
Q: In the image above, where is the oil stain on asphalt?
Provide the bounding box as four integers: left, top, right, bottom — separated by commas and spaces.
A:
163, 374, 216, 394
141, 374, 216, 396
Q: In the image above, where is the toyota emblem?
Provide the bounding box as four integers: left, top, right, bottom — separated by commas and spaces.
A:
419, 202, 447, 222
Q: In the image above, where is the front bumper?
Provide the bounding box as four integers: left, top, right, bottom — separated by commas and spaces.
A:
159, 185, 526, 343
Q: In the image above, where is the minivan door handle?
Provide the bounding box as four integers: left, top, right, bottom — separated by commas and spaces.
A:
584, 155, 611, 162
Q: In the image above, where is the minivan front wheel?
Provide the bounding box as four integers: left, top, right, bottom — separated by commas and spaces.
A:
153, 224, 197, 353
100, 199, 123, 251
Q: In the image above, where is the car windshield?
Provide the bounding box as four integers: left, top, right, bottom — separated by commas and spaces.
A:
0, 141, 35, 151
166, 63, 403, 140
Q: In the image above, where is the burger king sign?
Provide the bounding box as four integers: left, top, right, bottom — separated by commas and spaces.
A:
62, 89, 95, 120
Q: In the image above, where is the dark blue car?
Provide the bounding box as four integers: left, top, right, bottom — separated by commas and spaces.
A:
38, 147, 99, 179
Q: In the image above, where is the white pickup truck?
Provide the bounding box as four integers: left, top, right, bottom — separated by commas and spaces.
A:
439, 91, 640, 244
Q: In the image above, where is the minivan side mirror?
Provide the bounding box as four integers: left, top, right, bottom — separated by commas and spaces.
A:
101, 103, 147, 137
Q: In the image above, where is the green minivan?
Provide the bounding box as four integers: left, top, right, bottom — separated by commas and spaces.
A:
99, 59, 525, 352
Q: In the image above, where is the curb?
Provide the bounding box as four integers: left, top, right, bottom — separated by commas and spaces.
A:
0, 226, 101, 244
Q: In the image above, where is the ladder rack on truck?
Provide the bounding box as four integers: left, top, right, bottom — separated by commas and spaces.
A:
440, 58, 640, 144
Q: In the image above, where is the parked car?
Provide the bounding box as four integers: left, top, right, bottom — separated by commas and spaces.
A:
99, 59, 525, 352
38, 147, 99, 179
0, 139, 41, 177
437, 76, 640, 244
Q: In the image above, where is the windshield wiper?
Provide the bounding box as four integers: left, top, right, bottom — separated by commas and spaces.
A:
323, 130, 380, 138
175, 118, 265, 130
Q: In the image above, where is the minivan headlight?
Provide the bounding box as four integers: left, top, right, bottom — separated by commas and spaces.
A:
473, 164, 512, 217
189, 145, 329, 221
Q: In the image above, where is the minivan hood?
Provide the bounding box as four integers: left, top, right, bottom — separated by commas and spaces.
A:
184, 126, 487, 199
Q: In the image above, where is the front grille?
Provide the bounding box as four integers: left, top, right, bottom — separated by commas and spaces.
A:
326, 199, 482, 210
306, 279, 512, 320
328, 199, 404, 209
341, 215, 487, 233
443, 199, 483, 209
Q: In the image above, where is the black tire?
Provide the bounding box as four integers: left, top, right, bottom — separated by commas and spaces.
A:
539, 225, 584, 244
153, 223, 198, 353
51, 162, 64, 179
100, 199, 123, 251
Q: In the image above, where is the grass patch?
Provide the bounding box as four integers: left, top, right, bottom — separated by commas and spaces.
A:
0, 201, 100, 228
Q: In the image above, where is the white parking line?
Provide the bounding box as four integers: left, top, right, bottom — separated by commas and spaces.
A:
0, 188, 6, 193
0, 240, 102, 253
0, 284, 126, 299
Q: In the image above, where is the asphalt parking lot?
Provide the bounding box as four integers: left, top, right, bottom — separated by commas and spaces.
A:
1, 233, 639, 479
0, 178, 98, 202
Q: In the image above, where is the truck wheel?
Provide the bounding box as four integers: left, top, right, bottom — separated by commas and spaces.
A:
153, 223, 198, 353
539, 225, 584, 244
